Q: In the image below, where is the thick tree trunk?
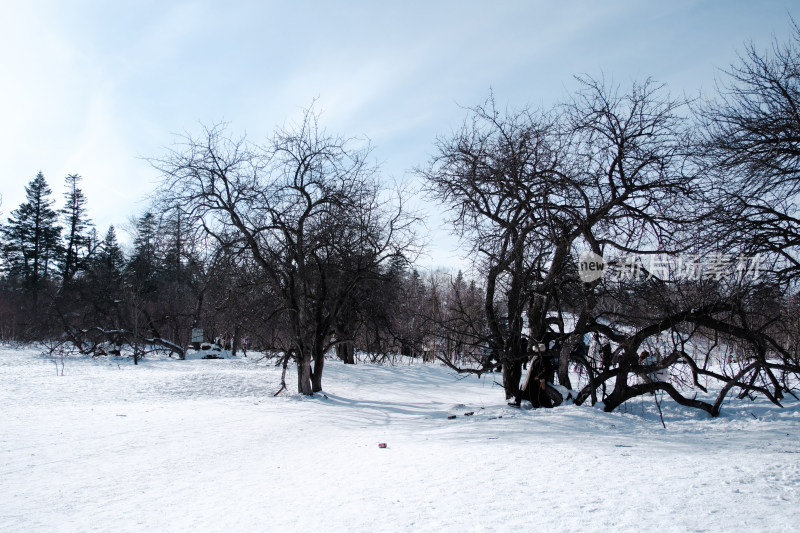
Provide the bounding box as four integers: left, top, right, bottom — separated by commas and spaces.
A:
336, 341, 355, 364
604, 349, 635, 409
502, 358, 523, 401
311, 350, 325, 392
297, 354, 313, 395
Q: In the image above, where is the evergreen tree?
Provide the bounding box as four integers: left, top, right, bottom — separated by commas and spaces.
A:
0, 172, 62, 288
161, 206, 186, 283
94, 225, 125, 282
60, 174, 93, 281
126, 212, 161, 294
85, 225, 126, 323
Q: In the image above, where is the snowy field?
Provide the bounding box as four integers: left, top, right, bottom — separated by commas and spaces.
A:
1, 346, 799, 532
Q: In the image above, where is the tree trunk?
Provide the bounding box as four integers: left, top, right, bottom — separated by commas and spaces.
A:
336, 341, 355, 364
232, 325, 240, 356
604, 349, 635, 409
297, 353, 313, 395
502, 358, 523, 401
311, 350, 325, 392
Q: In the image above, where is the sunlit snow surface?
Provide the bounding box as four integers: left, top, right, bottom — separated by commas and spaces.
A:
1, 346, 798, 532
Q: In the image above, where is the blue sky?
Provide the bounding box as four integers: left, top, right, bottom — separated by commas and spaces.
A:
1, 0, 797, 268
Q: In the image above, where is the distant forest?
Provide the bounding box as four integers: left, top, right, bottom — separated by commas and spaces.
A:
2, 22, 799, 414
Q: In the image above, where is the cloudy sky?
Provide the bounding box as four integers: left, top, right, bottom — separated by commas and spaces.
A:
1, 0, 797, 267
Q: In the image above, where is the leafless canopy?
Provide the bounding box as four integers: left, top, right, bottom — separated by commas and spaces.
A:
152, 106, 420, 395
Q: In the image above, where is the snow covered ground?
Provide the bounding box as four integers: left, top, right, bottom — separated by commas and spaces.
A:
1, 346, 798, 532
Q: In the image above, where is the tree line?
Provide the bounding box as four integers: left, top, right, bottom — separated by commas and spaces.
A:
1, 22, 799, 413
0, 161, 465, 378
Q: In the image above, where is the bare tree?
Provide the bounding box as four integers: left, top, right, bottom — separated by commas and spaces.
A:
558, 76, 702, 397
423, 78, 697, 402
153, 107, 418, 395
698, 20, 800, 285
422, 97, 565, 400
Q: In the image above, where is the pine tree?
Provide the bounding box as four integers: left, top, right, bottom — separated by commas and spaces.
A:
86, 225, 126, 319
161, 206, 185, 283
126, 212, 161, 294
94, 225, 125, 282
0, 172, 62, 288
60, 174, 93, 281
57, 224, 126, 343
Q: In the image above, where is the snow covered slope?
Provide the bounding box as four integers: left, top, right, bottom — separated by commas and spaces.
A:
1, 347, 798, 532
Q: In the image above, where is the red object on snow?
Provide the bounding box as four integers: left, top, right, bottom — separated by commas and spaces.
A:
378, 443, 387, 448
